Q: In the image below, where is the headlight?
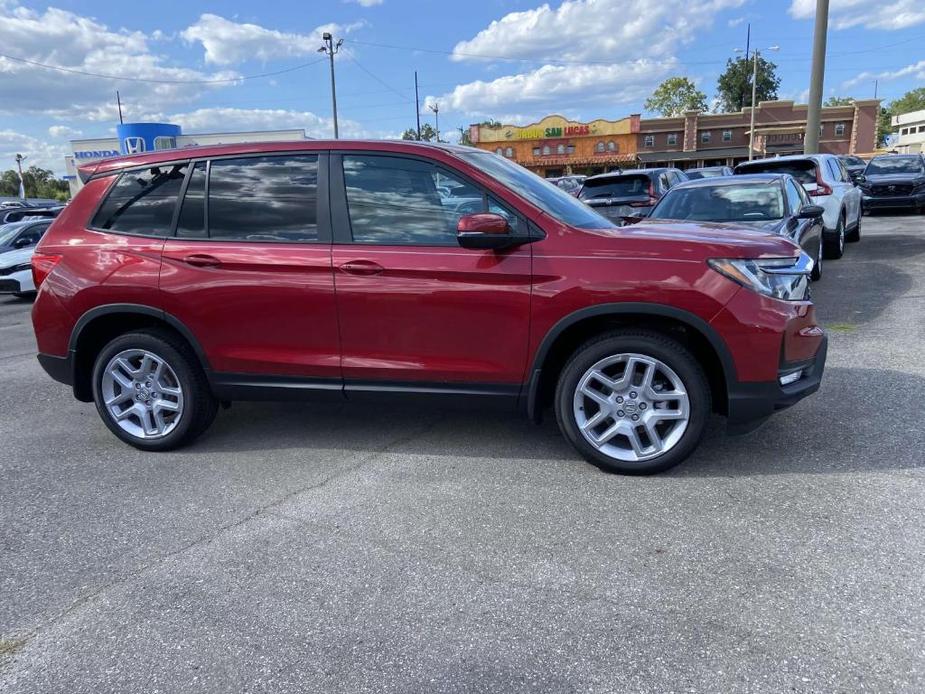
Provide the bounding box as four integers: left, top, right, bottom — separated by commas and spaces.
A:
708, 254, 813, 301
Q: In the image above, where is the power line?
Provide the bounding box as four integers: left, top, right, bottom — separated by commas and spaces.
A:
345, 55, 411, 102
0, 52, 327, 84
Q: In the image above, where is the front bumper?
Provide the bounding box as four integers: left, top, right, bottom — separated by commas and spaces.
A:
0, 278, 21, 293
37, 352, 73, 386
726, 334, 827, 434
862, 192, 925, 209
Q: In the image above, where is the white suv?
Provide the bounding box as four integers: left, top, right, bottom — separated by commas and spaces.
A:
735, 154, 862, 259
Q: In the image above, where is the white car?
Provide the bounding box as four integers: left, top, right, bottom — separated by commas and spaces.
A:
0, 245, 37, 297
735, 153, 862, 259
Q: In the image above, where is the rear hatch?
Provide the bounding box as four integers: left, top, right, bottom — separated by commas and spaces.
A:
579, 174, 655, 222
736, 159, 821, 193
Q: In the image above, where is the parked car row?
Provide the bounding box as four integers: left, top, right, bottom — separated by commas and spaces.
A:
0, 219, 53, 296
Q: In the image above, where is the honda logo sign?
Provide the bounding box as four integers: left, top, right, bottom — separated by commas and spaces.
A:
123, 137, 146, 154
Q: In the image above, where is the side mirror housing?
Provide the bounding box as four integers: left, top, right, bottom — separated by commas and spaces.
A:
853, 173, 866, 185
13, 237, 32, 249
457, 213, 514, 249
621, 213, 647, 226
798, 204, 825, 219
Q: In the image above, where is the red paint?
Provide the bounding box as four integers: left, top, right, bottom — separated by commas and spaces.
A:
32, 139, 823, 399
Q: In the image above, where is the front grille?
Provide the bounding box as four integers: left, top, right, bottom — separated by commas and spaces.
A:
871, 183, 913, 196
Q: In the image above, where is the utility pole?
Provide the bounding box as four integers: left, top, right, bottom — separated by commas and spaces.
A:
15, 153, 26, 199
318, 32, 343, 138
804, 0, 829, 154
414, 71, 421, 140
429, 102, 440, 142
116, 90, 124, 124
874, 79, 878, 99
741, 23, 751, 112
736, 45, 778, 161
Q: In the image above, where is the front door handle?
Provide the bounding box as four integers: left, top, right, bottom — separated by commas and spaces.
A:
339, 260, 384, 276
183, 254, 222, 269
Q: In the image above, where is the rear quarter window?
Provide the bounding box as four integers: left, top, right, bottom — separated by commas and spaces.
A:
91, 163, 189, 236
737, 160, 817, 185
579, 175, 650, 199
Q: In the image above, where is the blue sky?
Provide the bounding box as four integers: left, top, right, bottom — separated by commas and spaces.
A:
1, 0, 923, 173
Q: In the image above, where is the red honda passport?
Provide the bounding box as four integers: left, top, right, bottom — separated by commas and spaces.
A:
30, 140, 826, 474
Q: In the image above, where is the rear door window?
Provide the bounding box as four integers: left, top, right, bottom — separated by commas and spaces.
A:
579, 175, 650, 200
91, 163, 188, 236
207, 155, 319, 242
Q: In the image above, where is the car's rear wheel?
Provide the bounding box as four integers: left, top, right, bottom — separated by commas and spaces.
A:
555, 330, 711, 475
823, 212, 845, 259
91, 329, 218, 451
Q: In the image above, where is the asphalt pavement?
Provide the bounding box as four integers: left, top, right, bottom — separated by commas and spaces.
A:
1, 213, 923, 693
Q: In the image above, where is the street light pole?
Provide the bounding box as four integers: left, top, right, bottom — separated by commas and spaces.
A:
15, 153, 26, 199
804, 0, 829, 154
318, 33, 343, 139
429, 102, 440, 142
736, 45, 779, 161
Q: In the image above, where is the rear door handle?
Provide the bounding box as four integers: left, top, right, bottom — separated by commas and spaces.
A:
339, 260, 384, 276
182, 254, 222, 269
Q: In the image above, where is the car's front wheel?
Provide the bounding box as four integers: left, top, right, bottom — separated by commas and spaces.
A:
555, 330, 711, 474
91, 329, 218, 451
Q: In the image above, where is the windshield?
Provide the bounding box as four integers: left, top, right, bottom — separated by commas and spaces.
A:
0, 223, 26, 246
650, 183, 784, 222
686, 168, 725, 180
865, 157, 924, 175
578, 175, 650, 200
456, 151, 615, 229
737, 160, 816, 185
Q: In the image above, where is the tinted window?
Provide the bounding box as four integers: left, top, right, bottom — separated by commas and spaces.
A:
91, 164, 188, 236
784, 178, 804, 215
16, 223, 49, 246
176, 162, 206, 238
208, 155, 318, 241
737, 160, 817, 185
580, 175, 650, 200
344, 155, 486, 245
650, 183, 784, 222
865, 157, 925, 175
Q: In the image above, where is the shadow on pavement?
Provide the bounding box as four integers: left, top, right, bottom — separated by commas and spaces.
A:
186, 365, 923, 477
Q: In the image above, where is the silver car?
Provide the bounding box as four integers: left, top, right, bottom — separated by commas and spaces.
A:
735, 153, 862, 259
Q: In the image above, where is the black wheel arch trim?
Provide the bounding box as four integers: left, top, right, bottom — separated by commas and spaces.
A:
524, 302, 737, 421
68, 303, 213, 374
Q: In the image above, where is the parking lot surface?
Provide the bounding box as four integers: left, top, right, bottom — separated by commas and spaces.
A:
1, 214, 923, 693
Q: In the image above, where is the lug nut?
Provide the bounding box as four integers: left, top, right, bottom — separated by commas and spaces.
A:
134, 383, 141, 390
631, 414, 639, 421
617, 410, 625, 417
639, 403, 647, 410
616, 396, 624, 404
630, 391, 637, 399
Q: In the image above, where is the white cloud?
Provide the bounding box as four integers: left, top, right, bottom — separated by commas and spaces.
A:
345, 0, 383, 6
842, 60, 925, 90
181, 14, 365, 65
0, 4, 238, 120
0, 129, 70, 173
728, 17, 745, 27
789, 0, 925, 30
163, 107, 380, 140
450, 0, 744, 64
48, 125, 82, 139
427, 59, 677, 119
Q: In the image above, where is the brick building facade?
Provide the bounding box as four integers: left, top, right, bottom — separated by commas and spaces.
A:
470, 100, 880, 174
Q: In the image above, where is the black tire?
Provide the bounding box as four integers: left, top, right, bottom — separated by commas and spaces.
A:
823, 212, 845, 260
811, 232, 823, 281
554, 330, 711, 475
845, 209, 861, 242
91, 328, 218, 451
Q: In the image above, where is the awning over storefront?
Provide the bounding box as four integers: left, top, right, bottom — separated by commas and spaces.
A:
636, 147, 750, 163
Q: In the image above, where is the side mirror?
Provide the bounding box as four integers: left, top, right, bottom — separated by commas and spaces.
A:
457, 213, 511, 249
621, 213, 647, 225
853, 173, 866, 185
798, 204, 825, 219
13, 237, 32, 249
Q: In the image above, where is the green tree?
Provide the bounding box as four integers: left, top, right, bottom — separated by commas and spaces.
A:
715, 55, 781, 113
457, 119, 502, 146
890, 87, 925, 116
401, 123, 438, 142
644, 77, 708, 116
824, 96, 854, 107
0, 165, 69, 201
877, 106, 894, 148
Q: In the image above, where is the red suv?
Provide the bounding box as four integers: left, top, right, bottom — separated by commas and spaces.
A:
31, 141, 826, 474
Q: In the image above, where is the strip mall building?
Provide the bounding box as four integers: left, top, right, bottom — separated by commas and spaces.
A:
469, 100, 881, 176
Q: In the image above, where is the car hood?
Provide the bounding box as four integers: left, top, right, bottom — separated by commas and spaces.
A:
864, 173, 925, 184
572, 218, 801, 261
0, 246, 35, 269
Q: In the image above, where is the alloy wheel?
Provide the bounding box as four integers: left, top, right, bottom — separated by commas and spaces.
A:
572, 353, 690, 462
100, 349, 184, 439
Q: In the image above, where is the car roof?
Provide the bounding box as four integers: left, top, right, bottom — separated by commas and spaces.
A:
0, 219, 49, 231
869, 153, 923, 161
79, 139, 479, 179
583, 168, 667, 182
739, 154, 829, 165
672, 173, 787, 190
688, 166, 728, 171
